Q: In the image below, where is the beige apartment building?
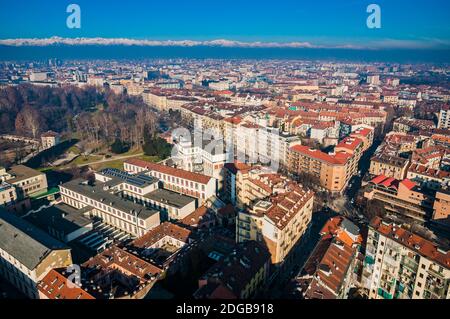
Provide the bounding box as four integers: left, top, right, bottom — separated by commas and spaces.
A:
235, 171, 314, 265
369, 154, 410, 180
350, 126, 374, 152
0, 182, 17, 206
433, 190, 450, 229
59, 178, 161, 238
124, 159, 217, 203
5, 165, 48, 198
287, 138, 364, 193
364, 175, 434, 223
363, 217, 450, 299
0, 209, 73, 299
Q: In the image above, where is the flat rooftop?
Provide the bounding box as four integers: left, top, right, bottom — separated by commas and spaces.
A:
7, 165, 43, 183
61, 179, 160, 220
23, 203, 92, 235
145, 188, 196, 208
100, 168, 158, 188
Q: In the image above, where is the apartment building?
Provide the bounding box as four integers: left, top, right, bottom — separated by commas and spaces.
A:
310, 121, 339, 144
224, 120, 301, 169
411, 145, 449, 170
59, 178, 161, 238
382, 92, 399, 105
143, 90, 168, 110
236, 171, 314, 265
393, 117, 436, 133
367, 75, 380, 85
80, 246, 162, 299
363, 217, 450, 299
432, 189, 450, 231
194, 241, 271, 299
407, 163, 450, 191
0, 182, 17, 206
350, 126, 375, 151
364, 175, 434, 223
129, 221, 194, 270
288, 143, 361, 193
0, 209, 73, 299
334, 136, 364, 177
142, 89, 198, 112
124, 159, 217, 203
95, 168, 196, 221
258, 129, 302, 168
171, 136, 227, 190
369, 154, 410, 180
437, 106, 449, 129
5, 165, 48, 198
223, 161, 253, 206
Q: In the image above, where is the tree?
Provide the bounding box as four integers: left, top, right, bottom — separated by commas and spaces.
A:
110, 138, 128, 154
143, 131, 172, 159
15, 106, 42, 138
365, 200, 386, 221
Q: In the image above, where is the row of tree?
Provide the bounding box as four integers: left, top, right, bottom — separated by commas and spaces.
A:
0, 84, 158, 151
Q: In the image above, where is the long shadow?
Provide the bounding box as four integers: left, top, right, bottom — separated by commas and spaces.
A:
25, 139, 79, 168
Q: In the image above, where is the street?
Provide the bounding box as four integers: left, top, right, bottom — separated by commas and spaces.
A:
267, 209, 337, 298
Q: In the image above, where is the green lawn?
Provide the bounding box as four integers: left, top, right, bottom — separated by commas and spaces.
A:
138, 155, 161, 162
71, 154, 103, 166
68, 145, 82, 155
90, 155, 160, 171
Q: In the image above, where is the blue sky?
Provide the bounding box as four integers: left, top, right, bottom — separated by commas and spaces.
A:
0, 0, 449, 48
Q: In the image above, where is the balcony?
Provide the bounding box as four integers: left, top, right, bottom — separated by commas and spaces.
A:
427, 268, 445, 279
364, 255, 375, 266
401, 256, 419, 272
377, 288, 393, 299
238, 222, 251, 231
424, 285, 446, 298
238, 231, 251, 239
383, 254, 399, 267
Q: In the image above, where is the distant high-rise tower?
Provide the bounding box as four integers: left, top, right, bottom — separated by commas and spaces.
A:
438, 106, 450, 129
367, 75, 380, 85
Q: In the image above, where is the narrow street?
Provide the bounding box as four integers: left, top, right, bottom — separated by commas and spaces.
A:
267, 209, 337, 298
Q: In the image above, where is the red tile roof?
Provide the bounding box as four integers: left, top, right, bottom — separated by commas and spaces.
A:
83, 246, 162, 279
290, 145, 348, 165
336, 137, 363, 152
132, 222, 192, 249
370, 175, 388, 184
370, 217, 450, 268
181, 205, 215, 227
401, 179, 417, 190
41, 131, 59, 138
38, 269, 95, 300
